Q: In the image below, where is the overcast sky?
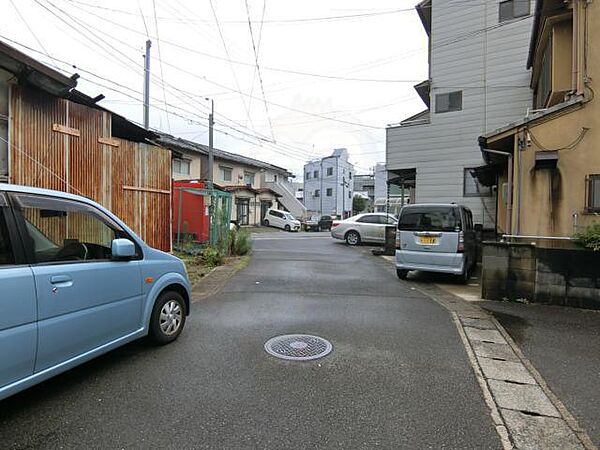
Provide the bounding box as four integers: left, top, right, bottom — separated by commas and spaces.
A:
2, 0, 428, 177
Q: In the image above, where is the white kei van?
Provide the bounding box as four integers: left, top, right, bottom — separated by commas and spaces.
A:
263, 208, 301, 232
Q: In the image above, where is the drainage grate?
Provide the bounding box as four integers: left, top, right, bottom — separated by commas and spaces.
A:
264, 334, 333, 361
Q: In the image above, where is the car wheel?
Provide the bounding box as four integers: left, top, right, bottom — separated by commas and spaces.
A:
149, 291, 186, 345
345, 230, 361, 246
284, 225, 291, 232
396, 269, 408, 280
264, 219, 269, 227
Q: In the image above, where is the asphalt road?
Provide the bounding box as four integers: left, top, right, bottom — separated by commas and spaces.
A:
481, 301, 600, 447
0, 231, 500, 449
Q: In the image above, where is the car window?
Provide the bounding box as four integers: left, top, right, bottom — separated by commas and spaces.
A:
0, 198, 15, 266
398, 207, 461, 232
357, 215, 379, 224
12, 193, 131, 264
382, 215, 397, 225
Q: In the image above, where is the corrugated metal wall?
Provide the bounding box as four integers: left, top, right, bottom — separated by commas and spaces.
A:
9, 85, 171, 251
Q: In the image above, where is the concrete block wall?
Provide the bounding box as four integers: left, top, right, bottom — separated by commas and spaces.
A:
481, 243, 600, 309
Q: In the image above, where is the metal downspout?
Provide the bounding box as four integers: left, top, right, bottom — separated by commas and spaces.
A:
572, 0, 579, 93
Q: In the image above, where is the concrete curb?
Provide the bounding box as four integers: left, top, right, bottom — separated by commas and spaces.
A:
452, 312, 513, 450
366, 249, 596, 450
191, 254, 251, 302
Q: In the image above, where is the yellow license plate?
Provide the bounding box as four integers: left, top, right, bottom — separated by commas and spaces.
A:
419, 236, 438, 245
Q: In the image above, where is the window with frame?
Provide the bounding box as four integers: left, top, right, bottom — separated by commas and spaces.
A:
172, 158, 191, 175
398, 207, 461, 232
348, 191, 351, 199
326, 188, 333, 197
535, 39, 552, 109
314, 189, 320, 198
220, 166, 232, 182
313, 170, 319, 179
0, 196, 15, 265
13, 193, 133, 263
464, 168, 492, 197
587, 175, 600, 212
499, 0, 530, 23
435, 91, 462, 113
306, 171, 311, 180
244, 171, 255, 185
379, 215, 397, 225
349, 172, 352, 180
357, 215, 379, 224
326, 167, 333, 176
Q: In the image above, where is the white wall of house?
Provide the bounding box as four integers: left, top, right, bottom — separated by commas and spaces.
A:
386, 0, 535, 228
303, 148, 354, 217
374, 163, 388, 200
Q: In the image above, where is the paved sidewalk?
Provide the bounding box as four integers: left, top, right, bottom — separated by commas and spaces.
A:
479, 301, 600, 448
372, 249, 597, 449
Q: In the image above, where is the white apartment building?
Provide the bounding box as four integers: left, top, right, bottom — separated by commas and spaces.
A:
386, 0, 535, 228
303, 148, 354, 218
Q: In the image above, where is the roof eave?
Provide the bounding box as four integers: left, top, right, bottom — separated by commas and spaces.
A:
0, 40, 77, 96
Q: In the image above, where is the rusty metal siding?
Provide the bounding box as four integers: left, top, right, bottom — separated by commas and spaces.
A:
9, 85, 171, 251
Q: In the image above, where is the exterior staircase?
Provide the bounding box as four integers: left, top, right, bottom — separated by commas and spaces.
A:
265, 180, 307, 218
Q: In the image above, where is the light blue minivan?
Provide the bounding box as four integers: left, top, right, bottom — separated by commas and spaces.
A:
0, 184, 191, 401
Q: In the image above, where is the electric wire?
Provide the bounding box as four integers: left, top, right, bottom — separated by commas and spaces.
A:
151, 0, 171, 132
207, 0, 255, 130
244, 0, 275, 141
8, 0, 60, 70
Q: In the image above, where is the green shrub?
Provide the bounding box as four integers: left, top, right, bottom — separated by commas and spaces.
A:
574, 223, 600, 251
200, 246, 224, 267
233, 229, 252, 255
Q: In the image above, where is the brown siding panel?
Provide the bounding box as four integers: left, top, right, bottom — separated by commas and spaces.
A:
9, 85, 171, 251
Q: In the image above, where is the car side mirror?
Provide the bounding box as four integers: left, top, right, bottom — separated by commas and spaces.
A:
112, 238, 135, 260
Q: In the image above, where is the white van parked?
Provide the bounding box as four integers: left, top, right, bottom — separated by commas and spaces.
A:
264, 208, 301, 232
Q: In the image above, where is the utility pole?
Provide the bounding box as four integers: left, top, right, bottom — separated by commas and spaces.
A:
206, 98, 215, 246
143, 40, 151, 130
342, 176, 346, 219
207, 98, 214, 186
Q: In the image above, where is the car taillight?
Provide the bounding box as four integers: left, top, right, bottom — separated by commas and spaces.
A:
331, 222, 340, 228
457, 231, 464, 253
396, 232, 401, 249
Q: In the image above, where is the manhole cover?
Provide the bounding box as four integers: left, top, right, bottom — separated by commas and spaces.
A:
264, 334, 333, 361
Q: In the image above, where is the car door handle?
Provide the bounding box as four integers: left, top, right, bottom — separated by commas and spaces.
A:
50, 275, 73, 287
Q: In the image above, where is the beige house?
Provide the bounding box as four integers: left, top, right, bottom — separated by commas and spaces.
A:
157, 135, 296, 226
479, 0, 599, 237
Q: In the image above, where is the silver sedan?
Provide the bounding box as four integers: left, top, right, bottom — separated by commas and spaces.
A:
331, 213, 397, 245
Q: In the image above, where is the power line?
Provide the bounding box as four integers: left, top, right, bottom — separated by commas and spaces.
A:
63, 1, 418, 24
246, 0, 266, 127
207, 0, 254, 131
9, 0, 60, 70
244, 0, 275, 141
7, 3, 390, 132
151, 0, 171, 132
56, 2, 423, 84
137, 0, 150, 38
0, 34, 328, 165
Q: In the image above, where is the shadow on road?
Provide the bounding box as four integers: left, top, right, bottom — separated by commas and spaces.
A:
0, 339, 154, 415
